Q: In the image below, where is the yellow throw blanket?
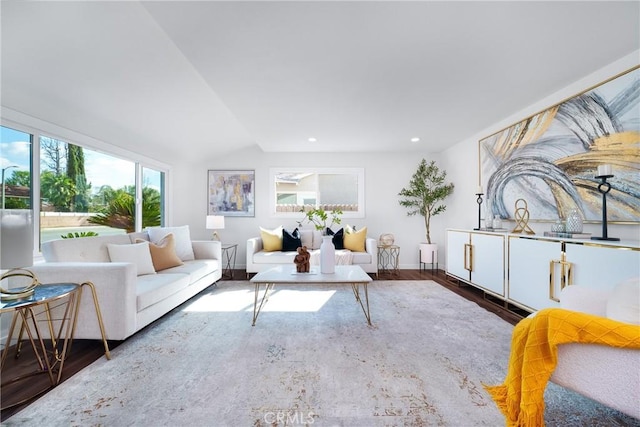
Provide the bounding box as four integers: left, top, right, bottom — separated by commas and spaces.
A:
484, 308, 640, 427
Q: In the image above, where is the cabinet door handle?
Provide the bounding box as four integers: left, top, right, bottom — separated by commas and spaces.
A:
549, 259, 572, 302
565, 262, 572, 289
464, 244, 473, 272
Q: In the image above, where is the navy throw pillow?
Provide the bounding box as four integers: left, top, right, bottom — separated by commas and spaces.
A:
282, 228, 302, 251
326, 227, 345, 250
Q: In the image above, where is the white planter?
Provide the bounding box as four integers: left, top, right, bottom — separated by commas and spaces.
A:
419, 243, 438, 264
320, 235, 335, 274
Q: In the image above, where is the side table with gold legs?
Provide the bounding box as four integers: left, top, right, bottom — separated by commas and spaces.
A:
377, 245, 400, 275
0, 281, 111, 410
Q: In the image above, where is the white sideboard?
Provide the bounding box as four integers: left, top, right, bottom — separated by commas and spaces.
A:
446, 229, 506, 297
446, 229, 640, 313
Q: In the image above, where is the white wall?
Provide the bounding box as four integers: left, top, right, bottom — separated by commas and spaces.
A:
172, 146, 445, 270
172, 51, 640, 272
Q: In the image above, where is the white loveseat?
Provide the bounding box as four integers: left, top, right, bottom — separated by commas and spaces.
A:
246, 228, 378, 276
550, 279, 640, 419
29, 226, 221, 341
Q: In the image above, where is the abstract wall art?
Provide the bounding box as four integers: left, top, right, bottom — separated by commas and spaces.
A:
479, 66, 640, 223
207, 170, 255, 217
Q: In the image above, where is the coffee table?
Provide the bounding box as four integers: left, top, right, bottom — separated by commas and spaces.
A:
249, 265, 373, 326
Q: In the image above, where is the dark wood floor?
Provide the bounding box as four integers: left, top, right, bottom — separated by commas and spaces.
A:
1, 269, 524, 421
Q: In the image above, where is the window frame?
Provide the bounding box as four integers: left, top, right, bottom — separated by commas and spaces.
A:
269, 167, 365, 219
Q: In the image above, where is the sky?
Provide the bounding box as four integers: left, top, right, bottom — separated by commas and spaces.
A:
1, 126, 159, 192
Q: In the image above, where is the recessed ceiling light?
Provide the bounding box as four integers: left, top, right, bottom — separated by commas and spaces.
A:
410, 137, 420, 143
308, 137, 317, 142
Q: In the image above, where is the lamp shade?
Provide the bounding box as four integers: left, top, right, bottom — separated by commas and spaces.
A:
206, 215, 225, 230
1, 209, 34, 269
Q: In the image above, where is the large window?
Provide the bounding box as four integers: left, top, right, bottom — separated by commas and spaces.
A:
40, 137, 140, 242
1, 123, 167, 250
142, 167, 165, 227
1, 126, 32, 210
270, 168, 365, 218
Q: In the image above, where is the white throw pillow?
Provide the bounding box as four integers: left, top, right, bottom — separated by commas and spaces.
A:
299, 229, 313, 249
606, 277, 640, 325
147, 226, 195, 261
311, 230, 323, 249
107, 242, 156, 276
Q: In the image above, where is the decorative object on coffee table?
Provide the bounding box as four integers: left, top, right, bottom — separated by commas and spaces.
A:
320, 236, 335, 274
511, 198, 535, 234
294, 246, 311, 273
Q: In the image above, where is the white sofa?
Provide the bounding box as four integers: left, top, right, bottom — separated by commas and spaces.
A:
28, 227, 221, 341
246, 228, 378, 276
550, 280, 640, 419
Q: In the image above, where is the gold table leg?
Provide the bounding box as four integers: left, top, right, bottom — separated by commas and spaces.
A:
350, 282, 372, 326
0, 312, 19, 370
252, 282, 274, 326
75, 282, 111, 360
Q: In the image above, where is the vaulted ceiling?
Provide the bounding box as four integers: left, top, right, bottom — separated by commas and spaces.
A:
2, 1, 638, 164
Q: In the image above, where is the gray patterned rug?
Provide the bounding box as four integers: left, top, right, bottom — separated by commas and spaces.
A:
5, 280, 639, 426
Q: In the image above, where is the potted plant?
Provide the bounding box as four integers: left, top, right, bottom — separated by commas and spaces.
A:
398, 159, 454, 264
297, 207, 343, 233
298, 207, 343, 274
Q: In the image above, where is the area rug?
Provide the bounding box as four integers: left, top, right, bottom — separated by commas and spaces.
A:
5, 280, 639, 426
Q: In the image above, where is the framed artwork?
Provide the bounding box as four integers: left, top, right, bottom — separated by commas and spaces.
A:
207, 170, 255, 217
479, 66, 639, 223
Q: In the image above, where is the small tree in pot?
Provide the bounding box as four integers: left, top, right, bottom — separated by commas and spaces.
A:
398, 159, 454, 247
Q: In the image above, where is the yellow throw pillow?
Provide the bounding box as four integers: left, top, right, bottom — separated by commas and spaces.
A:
260, 226, 283, 252
344, 226, 367, 252
137, 233, 184, 271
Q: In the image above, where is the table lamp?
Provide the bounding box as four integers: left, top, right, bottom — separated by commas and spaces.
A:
1, 209, 38, 301
206, 215, 225, 241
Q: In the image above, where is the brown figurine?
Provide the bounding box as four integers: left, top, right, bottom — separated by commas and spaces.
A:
294, 246, 311, 273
